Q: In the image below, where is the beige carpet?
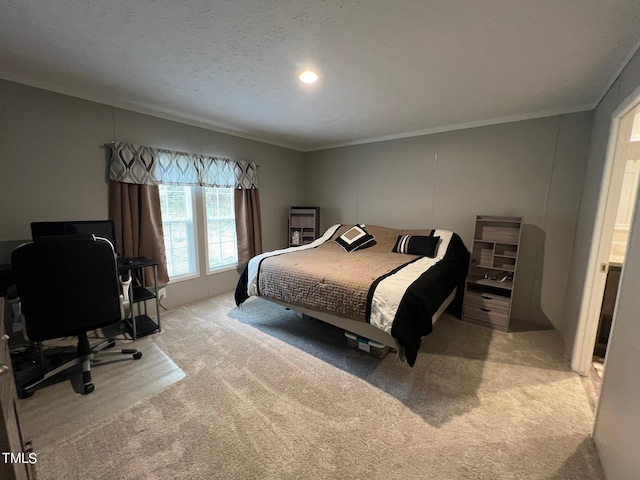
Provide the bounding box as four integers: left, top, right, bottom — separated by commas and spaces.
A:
24, 292, 603, 479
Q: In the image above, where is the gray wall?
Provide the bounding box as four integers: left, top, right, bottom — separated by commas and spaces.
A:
0, 80, 304, 306
569, 46, 640, 478
302, 113, 593, 329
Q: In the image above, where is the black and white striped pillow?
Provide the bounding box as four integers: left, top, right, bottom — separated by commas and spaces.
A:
392, 234, 440, 257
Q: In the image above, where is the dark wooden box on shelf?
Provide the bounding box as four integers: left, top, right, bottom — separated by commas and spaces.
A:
462, 215, 522, 332
288, 207, 320, 247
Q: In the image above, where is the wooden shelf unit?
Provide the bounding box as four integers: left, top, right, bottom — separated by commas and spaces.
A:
462, 215, 522, 332
288, 207, 320, 247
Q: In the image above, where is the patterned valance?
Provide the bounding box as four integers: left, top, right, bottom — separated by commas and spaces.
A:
108, 141, 258, 189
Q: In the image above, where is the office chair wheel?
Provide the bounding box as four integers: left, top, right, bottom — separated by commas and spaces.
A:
19, 388, 35, 399
83, 383, 95, 395
133, 351, 143, 360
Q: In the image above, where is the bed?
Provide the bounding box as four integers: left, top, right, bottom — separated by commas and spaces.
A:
235, 224, 470, 366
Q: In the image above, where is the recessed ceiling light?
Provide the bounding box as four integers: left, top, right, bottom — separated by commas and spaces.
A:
299, 70, 318, 83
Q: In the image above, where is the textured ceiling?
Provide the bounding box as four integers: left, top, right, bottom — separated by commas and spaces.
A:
2, 1, 640, 151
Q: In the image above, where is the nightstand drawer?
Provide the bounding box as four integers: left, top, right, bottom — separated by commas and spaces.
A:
463, 304, 509, 327
464, 290, 510, 313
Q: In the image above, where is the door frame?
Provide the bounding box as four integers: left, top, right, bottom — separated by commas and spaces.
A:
571, 85, 640, 376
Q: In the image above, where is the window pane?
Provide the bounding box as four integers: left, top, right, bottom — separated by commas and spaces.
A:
205, 187, 237, 270
159, 185, 196, 278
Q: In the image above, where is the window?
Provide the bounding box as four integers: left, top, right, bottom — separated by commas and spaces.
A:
159, 185, 238, 281
205, 187, 238, 271
159, 185, 197, 278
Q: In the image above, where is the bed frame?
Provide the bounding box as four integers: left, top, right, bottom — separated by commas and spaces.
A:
265, 287, 458, 361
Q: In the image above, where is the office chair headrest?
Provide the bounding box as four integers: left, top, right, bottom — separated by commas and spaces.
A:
35, 234, 97, 243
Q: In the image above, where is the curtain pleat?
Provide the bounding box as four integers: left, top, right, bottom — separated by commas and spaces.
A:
109, 180, 169, 285
234, 188, 263, 265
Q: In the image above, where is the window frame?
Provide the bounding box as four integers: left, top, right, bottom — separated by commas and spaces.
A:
202, 186, 239, 275
159, 185, 240, 285
159, 184, 200, 283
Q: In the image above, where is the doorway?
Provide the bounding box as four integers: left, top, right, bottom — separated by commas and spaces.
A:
571, 99, 640, 407
590, 113, 640, 404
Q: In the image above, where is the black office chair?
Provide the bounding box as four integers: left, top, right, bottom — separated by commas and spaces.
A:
11, 234, 142, 397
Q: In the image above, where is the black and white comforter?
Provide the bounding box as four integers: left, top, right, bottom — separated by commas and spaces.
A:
235, 224, 469, 366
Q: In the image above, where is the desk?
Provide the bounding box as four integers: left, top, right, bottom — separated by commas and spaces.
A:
117, 257, 161, 340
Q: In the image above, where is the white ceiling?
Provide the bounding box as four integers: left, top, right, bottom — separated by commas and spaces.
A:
2, 1, 640, 152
